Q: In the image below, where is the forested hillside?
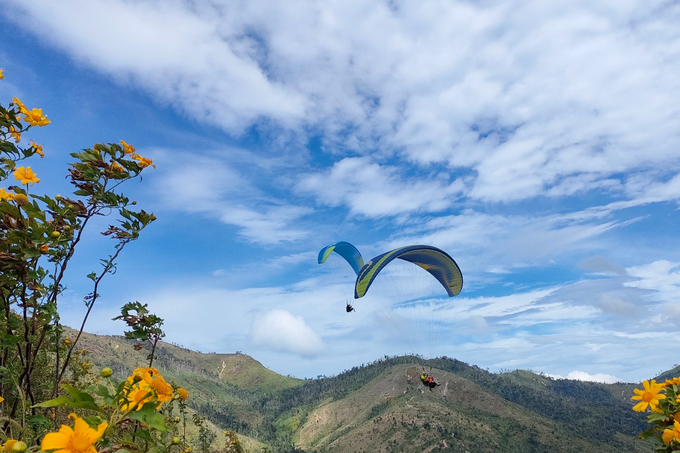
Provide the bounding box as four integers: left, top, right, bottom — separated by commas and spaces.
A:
77, 331, 652, 453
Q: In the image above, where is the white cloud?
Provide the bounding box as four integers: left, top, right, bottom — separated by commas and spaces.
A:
296, 157, 466, 218
250, 310, 324, 357
151, 149, 312, 244
220, 205, 312, 243
6, 0, 680, 205
10, 0, 680, 383
381, 209, 628, 276
626, 260, 680, 300
3, 0, 306, 132
552, 371, 620, 384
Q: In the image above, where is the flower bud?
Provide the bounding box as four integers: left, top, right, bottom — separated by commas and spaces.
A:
51, 231, 61, 238
11, 441, 27, 453
174, 417, 181, 423
172, 437, 181, 445
101, 367, 113, 378
13, 194, 28, 206
55, 194, 62, 200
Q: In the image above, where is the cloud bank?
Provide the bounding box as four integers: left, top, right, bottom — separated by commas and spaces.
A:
250, 310, 325, 357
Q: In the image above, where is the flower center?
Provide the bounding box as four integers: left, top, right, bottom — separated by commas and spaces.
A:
69, 434, 92, 453
643, 391, 655, 403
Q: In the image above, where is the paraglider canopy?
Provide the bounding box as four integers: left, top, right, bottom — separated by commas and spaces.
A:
354, 245, 463, 299
318, 241, 365, 275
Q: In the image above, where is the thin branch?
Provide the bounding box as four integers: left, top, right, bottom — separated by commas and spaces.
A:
54, 240, 129, 390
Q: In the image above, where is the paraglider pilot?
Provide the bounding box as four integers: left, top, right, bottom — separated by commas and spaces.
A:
420, 373, 439, 390
346, 301, 355, 312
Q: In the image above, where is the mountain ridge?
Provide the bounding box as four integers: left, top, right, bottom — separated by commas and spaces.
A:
71, 329, 654, 453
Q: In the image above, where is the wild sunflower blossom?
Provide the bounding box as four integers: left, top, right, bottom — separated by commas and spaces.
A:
29, 139, 44, 158
22, 107, 50, 127
14, 167, 40, 186
0, 69, 4, 80
120, 381, 154, 411
121, 367, 173, 410
8, 125, 21, 143
663, 420, 680, 445
0, 188, 15, 202
665, 377, 680, 387
11, 97, 29, 115
130, 153, 155, 169
41, 413, 107, 453
3, 440, 17, 453
149, 374, 173, 403
119, 140, 135, 154
177, 387, 188, 402
632, 379, 666, 412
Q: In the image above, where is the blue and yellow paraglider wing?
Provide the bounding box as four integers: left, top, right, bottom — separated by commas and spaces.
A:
354, 245, 463, 298
318, 241, 365, 275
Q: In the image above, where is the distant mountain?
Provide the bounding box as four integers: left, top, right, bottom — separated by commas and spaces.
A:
74, 330, 655, 453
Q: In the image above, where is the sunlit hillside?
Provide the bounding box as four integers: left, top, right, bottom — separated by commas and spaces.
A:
77, 330, 653, 453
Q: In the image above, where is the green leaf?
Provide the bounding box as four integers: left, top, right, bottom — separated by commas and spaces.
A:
33, 396, 74, 408
34, 385, 103, 412
92, 384, 112, 399
129, 402, 167, 432
27, 414, 52, 432
0, 335, 22, 347
135, 429, 152, 442
648, 412, 668, 423
87, 272, 97, 282
639, 426, 660, 439
82, 415, 107, 429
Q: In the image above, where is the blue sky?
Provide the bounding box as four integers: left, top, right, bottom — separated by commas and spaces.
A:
2, 0, 680, 383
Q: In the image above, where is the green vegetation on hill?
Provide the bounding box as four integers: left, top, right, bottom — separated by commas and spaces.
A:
78, 331, 654, 453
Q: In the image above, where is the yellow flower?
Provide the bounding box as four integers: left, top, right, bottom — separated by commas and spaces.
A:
0, 69, 4, 80
41, 414, 107, 453
30, 140, 44, 158
120, 140, 135, 154
120, 381, 153, 411
131, 367, 173, 404
11, 97, 29, 115
3, 440, 17, 453
149, 375, 174, 404
632, 379, 666, 412
14, 167, 40, 186
39, 244, 49, 253
22, 108, 50, 127
664, 420, 680, 445
110, 162, 124, 172
8, 125, 21, 143
121, 367, 171, 410
130, 153, 155, 169
0, 395, 4, 403
177, 387, 188, 402
666, 377, 680, 387
0, 188, 15, 202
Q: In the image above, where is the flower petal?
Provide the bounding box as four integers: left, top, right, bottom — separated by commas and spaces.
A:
41, 428, 72, 451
